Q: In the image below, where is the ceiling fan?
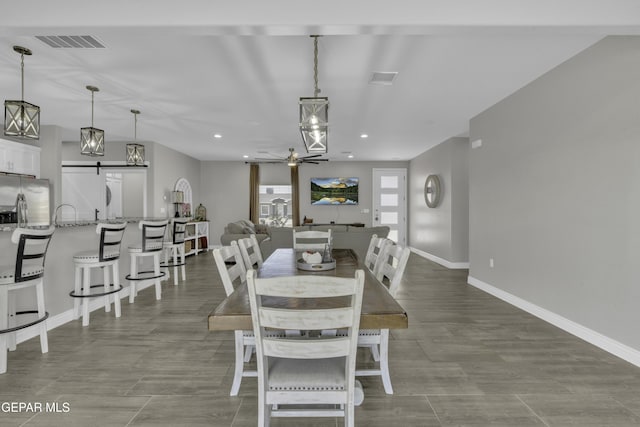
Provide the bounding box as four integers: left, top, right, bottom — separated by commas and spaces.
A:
253, 148, 329, 166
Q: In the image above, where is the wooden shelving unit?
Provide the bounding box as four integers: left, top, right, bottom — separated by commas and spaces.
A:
184, 221, 209, 256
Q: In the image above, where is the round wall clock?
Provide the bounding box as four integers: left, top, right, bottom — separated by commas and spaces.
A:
424, 174, 441, 208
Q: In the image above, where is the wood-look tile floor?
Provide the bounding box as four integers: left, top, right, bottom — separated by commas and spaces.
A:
2, 253, 640, 426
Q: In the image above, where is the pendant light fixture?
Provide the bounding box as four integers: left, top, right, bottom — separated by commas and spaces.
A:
4, 46, 40, 140
299, 35, 328, 154
80, 85, 104, 156
126, 109, 145, 166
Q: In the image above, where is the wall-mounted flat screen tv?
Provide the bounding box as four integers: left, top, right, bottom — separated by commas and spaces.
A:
310, 177, 359, 205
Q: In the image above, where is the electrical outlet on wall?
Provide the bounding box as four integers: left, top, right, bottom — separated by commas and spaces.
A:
489, 258, 494, 268
361, 208, 369, 214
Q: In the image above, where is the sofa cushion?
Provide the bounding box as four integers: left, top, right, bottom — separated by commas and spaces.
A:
226, 222, 245, 234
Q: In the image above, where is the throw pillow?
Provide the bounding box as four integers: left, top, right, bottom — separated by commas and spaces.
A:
226, 222, 244, 234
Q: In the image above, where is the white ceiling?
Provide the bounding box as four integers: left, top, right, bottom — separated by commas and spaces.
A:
1, 1, 639, 161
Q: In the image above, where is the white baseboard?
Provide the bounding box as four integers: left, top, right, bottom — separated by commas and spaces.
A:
410, 247, 469, 269
467, 275, 640, 368
15, 286, 133, 345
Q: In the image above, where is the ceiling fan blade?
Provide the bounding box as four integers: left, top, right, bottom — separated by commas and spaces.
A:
300, 154, 322, 159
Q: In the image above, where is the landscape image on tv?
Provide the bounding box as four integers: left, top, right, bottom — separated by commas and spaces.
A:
310, 177, 359, 205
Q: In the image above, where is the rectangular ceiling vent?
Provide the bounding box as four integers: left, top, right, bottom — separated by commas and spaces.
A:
36, 35, 106, 48
369, 72, 398, 86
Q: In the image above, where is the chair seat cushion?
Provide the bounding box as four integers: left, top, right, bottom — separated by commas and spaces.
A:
0, 264, 45, 285
267, 357, 346, 391
73, 250, 120, 263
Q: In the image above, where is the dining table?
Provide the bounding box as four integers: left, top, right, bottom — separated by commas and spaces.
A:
208, 248, 408, 331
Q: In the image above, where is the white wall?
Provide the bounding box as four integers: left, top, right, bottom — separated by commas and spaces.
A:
469, 36, 640, 352
409, 137, 469, 264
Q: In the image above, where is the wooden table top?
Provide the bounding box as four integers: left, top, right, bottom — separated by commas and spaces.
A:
208, 248, 408, 331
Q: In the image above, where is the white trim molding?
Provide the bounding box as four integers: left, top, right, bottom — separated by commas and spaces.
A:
467, 275, 640, 368
410, 247, 469, 269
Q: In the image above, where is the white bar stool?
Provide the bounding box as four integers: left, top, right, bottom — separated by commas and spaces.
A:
162, 218, 187, 286
127, 220, 168, 303
0, 226, 55, 374
70, 223, 127, 327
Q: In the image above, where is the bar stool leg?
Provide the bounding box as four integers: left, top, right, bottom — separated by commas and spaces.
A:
113, 261, 121, 318
129, 254, 137, 304
73, 266, 82, 320
180, 245, 186, 282
7, 292, 16, 351
82, 266, 91, 327
103, 266, 111, 313
172, 247, 179, 286
36, 279, 48, 354
0, 287, 8, 374
153, 254, 162, 300
162, 248, 170, 283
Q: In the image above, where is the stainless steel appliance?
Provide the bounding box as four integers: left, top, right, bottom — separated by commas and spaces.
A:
0, 175, 50, 226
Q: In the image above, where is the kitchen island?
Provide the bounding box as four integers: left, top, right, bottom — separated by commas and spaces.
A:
0, 219, 172, 343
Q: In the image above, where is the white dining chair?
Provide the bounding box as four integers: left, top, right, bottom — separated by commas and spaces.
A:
363, 234, 390, 274
213, 242, 286, 396
237, 234, 263, 270
353, 242, 411, 394
212, 243, 253, 396
292, 228, 332, 252
247, 269, 364, 427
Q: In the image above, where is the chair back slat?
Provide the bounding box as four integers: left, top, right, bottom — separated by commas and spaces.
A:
293, 229, 332, 252
252, 274, 358, 298
97, 222, 127, 262
11, 226, 55, 282
139, 220, 168, 252
237, 234, 263, 270
263, 337, 351, 359
259, 307, 355, 331
376, 244, 411, 297
213, 243, 247, 296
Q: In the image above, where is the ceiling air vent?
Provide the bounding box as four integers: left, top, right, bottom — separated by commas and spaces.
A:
369, 72, 398, 86
36, 35, 106, 48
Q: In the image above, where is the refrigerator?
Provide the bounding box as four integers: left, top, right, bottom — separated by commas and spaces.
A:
0, 175, 50, 226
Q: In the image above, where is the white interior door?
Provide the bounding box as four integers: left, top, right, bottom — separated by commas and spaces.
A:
372, 168, 407, 246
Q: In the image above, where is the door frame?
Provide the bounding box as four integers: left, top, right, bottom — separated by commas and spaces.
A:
372, 168, 407, 247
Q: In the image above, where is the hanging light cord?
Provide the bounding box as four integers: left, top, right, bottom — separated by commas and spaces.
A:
313, 35, 320, 97
20, 51, 25, 101
90, 91, 95, 127
133, 113, 137, 140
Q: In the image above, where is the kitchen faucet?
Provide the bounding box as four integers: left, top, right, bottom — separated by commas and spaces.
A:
52, 203, 77, 226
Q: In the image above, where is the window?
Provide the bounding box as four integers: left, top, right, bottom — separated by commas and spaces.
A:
259, 185, 292, 227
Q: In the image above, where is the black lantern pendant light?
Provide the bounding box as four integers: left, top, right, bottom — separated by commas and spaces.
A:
80, 85, 104, 156
299, 35, 328, 154
126, 109, 144, 166
4, 46, 40, 140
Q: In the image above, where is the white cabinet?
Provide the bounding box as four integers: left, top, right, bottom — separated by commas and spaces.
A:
185, 221, 209, 256
0, 138, 40, 177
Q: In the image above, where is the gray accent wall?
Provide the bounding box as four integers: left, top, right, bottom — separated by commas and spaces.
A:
469, 36, 640, 350
409, 137, 469, 263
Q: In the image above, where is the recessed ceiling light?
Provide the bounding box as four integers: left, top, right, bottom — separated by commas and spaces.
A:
243, 155, 249, 158
360, 134, 368, 139
213, 133, 222, 139
347, 154, 354, 159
